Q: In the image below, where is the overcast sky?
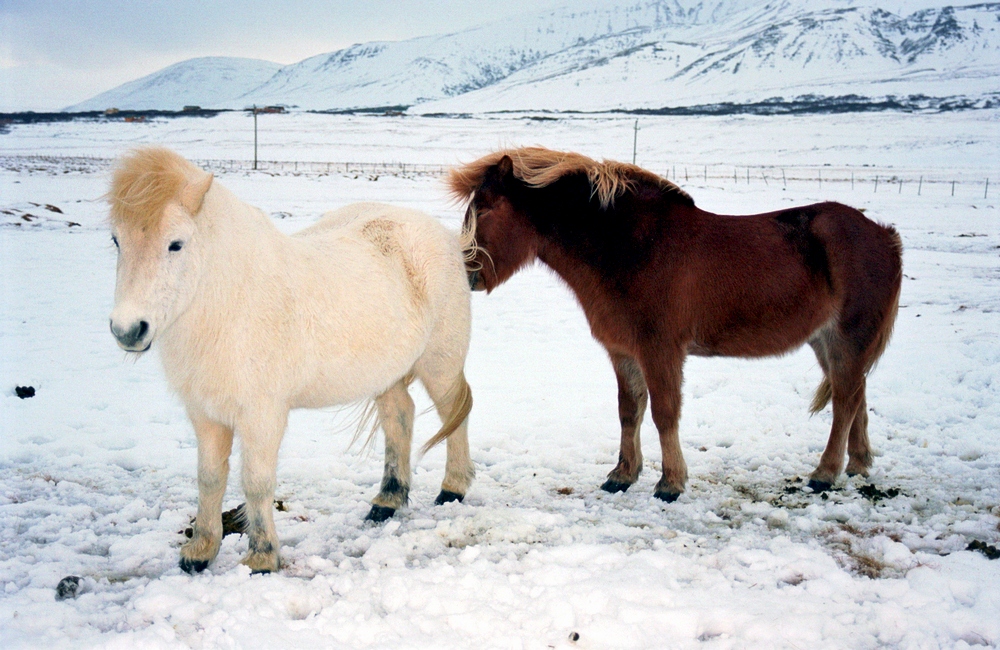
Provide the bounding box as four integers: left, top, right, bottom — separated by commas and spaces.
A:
0, 0, 565, 112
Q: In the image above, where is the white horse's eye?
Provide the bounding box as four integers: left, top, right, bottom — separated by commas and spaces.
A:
168, 240, 184, 252
112, 235, 119, 248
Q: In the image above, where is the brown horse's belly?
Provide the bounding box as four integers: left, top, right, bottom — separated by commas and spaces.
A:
690, 299, 835, 358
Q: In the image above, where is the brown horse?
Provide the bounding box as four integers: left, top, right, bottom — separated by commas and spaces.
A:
449, 147, 902, 501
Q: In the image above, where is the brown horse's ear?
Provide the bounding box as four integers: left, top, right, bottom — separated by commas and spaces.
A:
496, 155, 514, 180
181, 171, 213, 215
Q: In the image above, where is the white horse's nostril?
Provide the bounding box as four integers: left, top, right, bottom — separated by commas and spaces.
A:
111, 318, 151, 349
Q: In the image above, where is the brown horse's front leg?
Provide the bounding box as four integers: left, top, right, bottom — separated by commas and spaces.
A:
601, 353, 648, 493
641, 348, 688, 502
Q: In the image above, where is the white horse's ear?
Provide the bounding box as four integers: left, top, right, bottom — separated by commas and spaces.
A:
181, 172, 214, 215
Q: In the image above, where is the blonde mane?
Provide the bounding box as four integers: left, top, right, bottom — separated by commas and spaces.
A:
108, 147, 201, 232
447, 146, 692, 209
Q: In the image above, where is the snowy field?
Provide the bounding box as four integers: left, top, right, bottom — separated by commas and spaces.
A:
1, 111, 998, 648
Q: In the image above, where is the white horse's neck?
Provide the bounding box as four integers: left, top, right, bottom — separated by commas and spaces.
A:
199, 182, 285, 271
165, 180, 292, 350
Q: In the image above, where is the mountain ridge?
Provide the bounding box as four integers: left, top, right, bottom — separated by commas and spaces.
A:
65, 1, 1000, 113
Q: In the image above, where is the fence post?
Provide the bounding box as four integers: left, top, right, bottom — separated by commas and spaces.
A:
761, 168, 768, 186
782, 169, 786, 188
851, 171, 854, 190
874, 175, 879, 193
734, 168, 738, 183
918, 175, 922, 196
819, 169, 822, 190
898, 179, 903, 194
952, 180, 956, 196
986, 178, 990, 199
746, 167, 749, 184
632, 119, 638, 165
704, 166, 707, 182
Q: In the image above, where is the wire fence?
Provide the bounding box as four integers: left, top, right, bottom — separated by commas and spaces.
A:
1, 155, 993, 199
654, 163, 993, 199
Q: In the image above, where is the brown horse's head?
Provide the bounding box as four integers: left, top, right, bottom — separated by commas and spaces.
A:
450, 147, 693, 293
455, 155, 540, 293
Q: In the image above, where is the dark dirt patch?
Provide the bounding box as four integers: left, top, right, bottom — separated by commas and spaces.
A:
967, 540, 1000, 560
857, 484, 901, 503
183, 501, 287, 538
15, 386, 35, 399
55, 576, 80, 600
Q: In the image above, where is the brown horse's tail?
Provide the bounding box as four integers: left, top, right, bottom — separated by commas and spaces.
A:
420, 372, 473, 455
810, 227, 903, 414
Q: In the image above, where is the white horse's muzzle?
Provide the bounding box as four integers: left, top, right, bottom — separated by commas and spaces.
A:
110, 318, 152, 352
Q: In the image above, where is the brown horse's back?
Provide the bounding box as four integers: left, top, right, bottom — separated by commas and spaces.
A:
633, 201, 899, 362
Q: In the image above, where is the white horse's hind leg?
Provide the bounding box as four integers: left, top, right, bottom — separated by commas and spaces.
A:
366, 378, 416, 523
418, 368, 474, 504
180, 413, 234, 573
239, 409, 287, 573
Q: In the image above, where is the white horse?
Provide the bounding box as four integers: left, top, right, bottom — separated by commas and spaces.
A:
108, 148, 474, 574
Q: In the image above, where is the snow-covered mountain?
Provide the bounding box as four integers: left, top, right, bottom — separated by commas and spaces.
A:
65, 57, 283, 112
66, 1, 1000, 113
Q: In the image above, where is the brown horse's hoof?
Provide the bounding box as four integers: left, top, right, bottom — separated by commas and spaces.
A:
807, 479, 833, 493
434, 490, 464, 505
365, 505, 396, 523
180, 558, 209, 574
601, 480, 632, 493
653, 490, 680, 503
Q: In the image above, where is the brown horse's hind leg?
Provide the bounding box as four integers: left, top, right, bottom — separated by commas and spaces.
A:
845, 386, 872, 476
602, 353, 648, 493
808, 344, 866, 491
366, 378, 416, 523
641, 347, 688, 502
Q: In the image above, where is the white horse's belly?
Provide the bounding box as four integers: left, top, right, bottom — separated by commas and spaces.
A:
290, 311, 430, 408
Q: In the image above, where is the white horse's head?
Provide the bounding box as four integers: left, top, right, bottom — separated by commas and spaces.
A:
108, 148, 213, 352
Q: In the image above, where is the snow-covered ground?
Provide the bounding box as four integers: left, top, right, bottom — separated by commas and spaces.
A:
1, 111, 998, 648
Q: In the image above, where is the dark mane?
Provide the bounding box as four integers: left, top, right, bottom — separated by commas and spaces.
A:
447, 146, 693, 209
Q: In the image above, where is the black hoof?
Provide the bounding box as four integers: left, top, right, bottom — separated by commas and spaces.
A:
434, 490, 464, 505
179, 558, 209, 574
250, 568, 273, 575
653, 490, 681, 503
365, 505, 396, 523
601, 480, 632, 494
807, 479, 832, 493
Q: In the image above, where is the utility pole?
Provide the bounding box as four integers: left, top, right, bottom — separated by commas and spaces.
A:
253, 105, 258, 171
632, 120, 638, 165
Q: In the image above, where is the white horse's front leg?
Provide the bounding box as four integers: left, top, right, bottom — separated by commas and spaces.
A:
180, 412, 234, 573
239, 409, 287, 573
